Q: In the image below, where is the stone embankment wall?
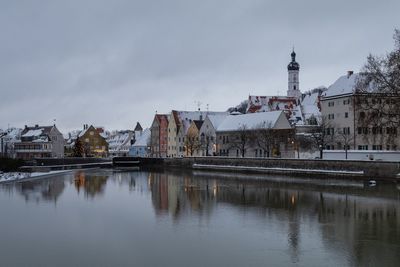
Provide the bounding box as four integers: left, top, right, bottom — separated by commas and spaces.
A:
21, 157, 112, 172
139, 157, 400, 180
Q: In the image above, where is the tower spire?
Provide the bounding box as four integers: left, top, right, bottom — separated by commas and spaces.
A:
287, 49, 301, 99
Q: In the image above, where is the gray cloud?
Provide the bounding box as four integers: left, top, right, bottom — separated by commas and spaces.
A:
0, 0, 399, 132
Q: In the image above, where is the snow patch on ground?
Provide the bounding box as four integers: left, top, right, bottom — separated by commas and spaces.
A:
0, 170, 72, 183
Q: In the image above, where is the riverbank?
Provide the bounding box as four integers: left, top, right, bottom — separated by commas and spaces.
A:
115, 156, 400, 181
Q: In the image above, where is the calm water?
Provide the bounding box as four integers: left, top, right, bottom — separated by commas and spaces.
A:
0, 169, 399, 267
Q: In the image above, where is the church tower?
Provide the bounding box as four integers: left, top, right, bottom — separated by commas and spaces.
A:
287, 50, 301, 99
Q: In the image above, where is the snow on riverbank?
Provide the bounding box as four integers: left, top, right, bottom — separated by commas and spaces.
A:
0, 170, 72, 183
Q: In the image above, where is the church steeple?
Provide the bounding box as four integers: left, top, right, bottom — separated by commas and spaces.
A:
287, 49, 299, 71
287, 49, 301, 99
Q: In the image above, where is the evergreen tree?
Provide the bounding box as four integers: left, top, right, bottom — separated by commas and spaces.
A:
73, 138, 84, 157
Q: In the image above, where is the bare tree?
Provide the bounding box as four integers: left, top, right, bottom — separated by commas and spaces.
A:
306, 116, 335, 159
200, 131, 214, 156
229, 124, 253, 157
252, 122, 277, 157
184, 131, 201, 156
355, 29, 400, 131
335, 128, 354, 159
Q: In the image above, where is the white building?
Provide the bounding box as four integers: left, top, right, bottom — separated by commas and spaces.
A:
321, 71, 400, 153
287, 50, 301, 99
0, 128, 22, 158
198, 113, 229, 156
14, 124, 64, 159
216, 111, 294, 158
129, 128, 151, 157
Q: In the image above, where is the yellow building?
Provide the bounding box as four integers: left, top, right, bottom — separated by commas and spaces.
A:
78, 125, 108, 157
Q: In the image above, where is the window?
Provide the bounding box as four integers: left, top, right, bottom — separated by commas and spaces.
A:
90, 131, 94, 136
344, 112, 348, 118
358, 145, 368, 150
328, 101, 335, 107
343, 127, 350, 135
328, 114, 335, 120
359, 112, 365, 118
372, 145, 382, 150
343, 99, 350, 105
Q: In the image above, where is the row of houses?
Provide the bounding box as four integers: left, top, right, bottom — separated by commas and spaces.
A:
149, 109, 296, 158
0, 122, 150, 160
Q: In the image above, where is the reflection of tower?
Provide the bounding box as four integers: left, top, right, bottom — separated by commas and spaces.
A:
287, 192, 300, 263
287, 49, 301, 99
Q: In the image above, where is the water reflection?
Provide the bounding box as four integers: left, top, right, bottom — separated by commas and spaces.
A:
16, 178, 65, 203
0, 169, 399, 266
147, 170, 400, 265
73, 171, 108, 198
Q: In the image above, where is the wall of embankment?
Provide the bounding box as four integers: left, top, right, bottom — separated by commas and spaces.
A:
135, 157, 400, 181
20, 157, 112, 172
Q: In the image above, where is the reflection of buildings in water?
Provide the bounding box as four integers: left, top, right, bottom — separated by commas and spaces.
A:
17, 178, 65, 203
315, 193, 400, 266
110, 171, 150, 193
74, 171, 108, 198
148, 173, 215, 220
150, 171, 400, 265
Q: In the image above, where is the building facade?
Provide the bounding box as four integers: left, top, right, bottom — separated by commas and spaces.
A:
150, 114, 169, 157
0, 128, 22, 158
321, 72, 400, 152
216, 111, 295, 158
14, 124, 64, 160
107, 130, 134, 157
198, 114, 228, 156
77, 125, 109, 157
129, 128, 150, 157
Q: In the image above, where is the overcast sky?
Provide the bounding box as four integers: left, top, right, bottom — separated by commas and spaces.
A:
0, 0, 399, 132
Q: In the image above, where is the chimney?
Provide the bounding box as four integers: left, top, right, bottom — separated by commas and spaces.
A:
35, 124, 39, 128
347, 71, 353, 78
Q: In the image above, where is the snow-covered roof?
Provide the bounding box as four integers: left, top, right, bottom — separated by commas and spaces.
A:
1, 128, 22, 141
324, 73, 359, 97
301, 92, 321, 121
22, 129, 44, 137
176, 111, 227, 134
207, 114, 229, 129
133, 128, 150, 147
217, 111, 290, 132
32, 136, 49, 142
107, 131, 133, 152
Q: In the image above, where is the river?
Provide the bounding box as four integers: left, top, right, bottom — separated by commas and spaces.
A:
0, 169, 399, 267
